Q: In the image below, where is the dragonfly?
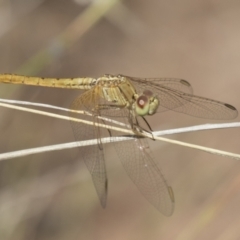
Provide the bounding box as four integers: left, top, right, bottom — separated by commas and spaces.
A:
0, 74, 238, 216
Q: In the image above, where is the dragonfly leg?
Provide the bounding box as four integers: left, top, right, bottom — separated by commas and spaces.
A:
128, 112, 155, 141
97, 103, 127, 111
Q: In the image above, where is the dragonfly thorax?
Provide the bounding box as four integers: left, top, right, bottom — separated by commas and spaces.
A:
97, 75, 137, 107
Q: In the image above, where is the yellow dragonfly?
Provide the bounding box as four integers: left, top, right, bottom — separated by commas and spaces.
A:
0, 74, 237, 216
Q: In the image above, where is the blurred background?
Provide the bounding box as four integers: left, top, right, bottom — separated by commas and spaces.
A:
0, 0, 240, 239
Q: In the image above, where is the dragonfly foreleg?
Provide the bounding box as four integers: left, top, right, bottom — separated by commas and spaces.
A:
128, 112, 155, 141
96, 103, 127, 111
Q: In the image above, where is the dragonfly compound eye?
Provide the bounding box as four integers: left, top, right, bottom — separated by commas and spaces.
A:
148, 97, 159, 115
135, 95, 150, 116
143, 89, 153, 97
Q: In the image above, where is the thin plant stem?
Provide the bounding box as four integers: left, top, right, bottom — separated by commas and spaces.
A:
0, 100, 239, 160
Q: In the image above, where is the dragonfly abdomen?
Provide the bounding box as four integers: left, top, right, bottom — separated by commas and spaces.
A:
0, 74, 96, 89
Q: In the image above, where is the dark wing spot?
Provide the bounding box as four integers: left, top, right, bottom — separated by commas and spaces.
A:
104, 178, 108, 208
105, 179, 108, 193
224, 103, 237, 111
180, 79, 191, 87
168, 186, 175, 203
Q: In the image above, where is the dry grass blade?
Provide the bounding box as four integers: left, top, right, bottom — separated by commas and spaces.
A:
0, 100, 239, 160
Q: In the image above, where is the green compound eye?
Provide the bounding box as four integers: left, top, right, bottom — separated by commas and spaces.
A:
135, 95, 150, 116
135, 90, 159, 116
143, 89, 153, 97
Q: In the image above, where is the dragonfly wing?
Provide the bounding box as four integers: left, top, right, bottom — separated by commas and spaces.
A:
113, 135, 174, 215
128, 77, 237, 119
128, 76, 193, 95
111, 110, 174, 216
157, 91, 238, 119
70, 88, 108, 208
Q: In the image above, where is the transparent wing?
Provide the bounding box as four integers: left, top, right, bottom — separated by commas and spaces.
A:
128, 77, 193, 94
128, 76, 238, 119
107, 106, 174, 215
113, 129, 174, 216
70, 87, 108, 208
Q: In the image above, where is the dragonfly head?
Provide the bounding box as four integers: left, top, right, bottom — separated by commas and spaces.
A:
134, 90, 159, 116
